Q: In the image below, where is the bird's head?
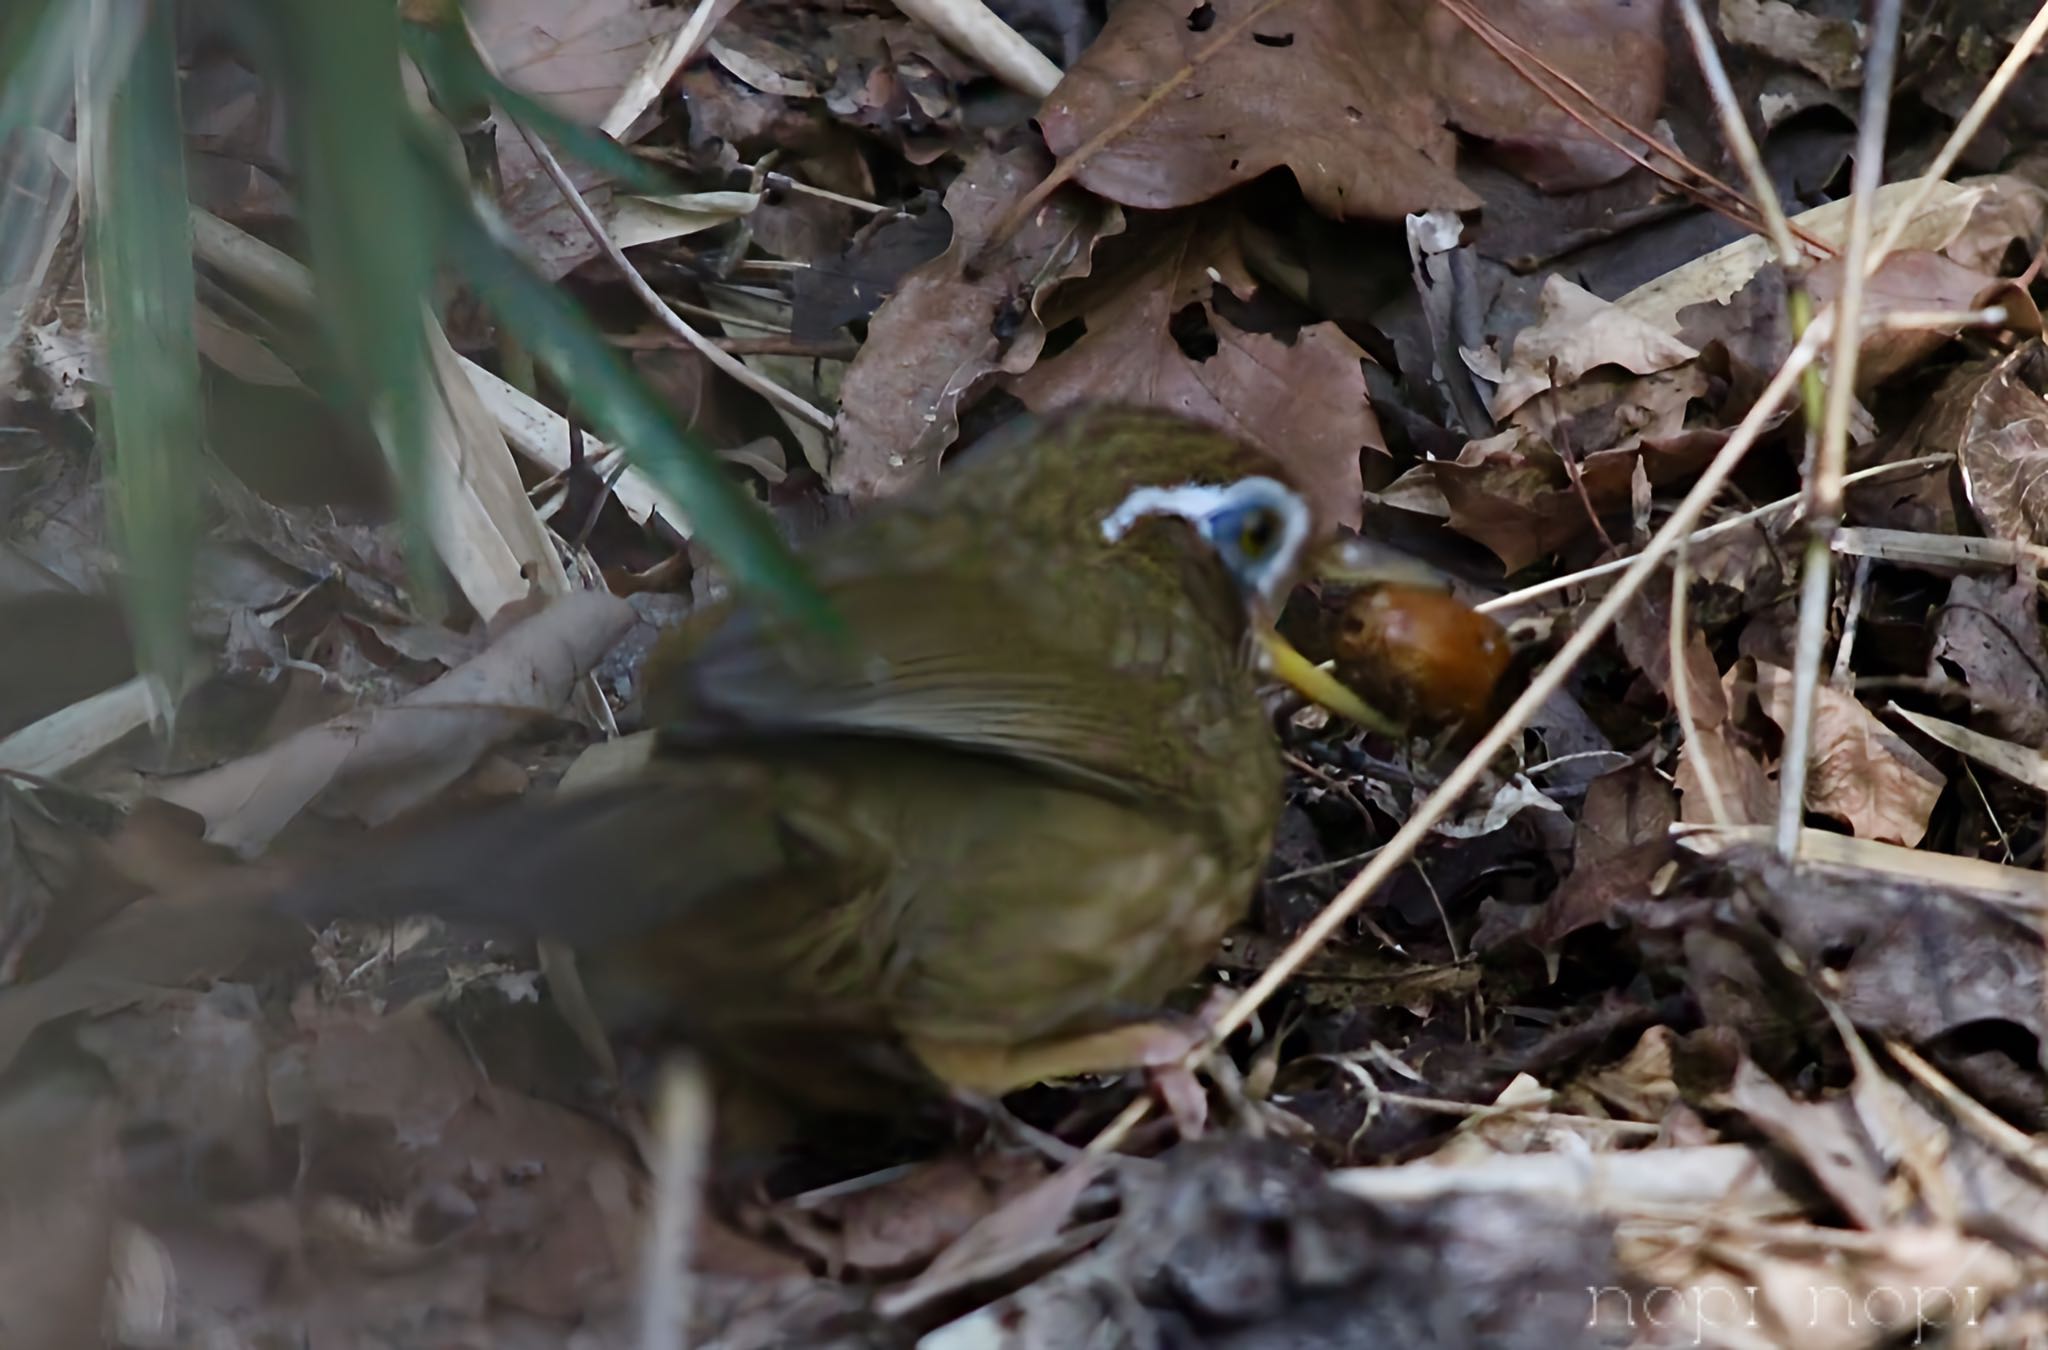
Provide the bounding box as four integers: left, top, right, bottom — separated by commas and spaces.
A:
958, 406, 1416, 732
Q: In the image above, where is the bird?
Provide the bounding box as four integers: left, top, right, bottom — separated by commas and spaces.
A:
278, 406, 1375, 1128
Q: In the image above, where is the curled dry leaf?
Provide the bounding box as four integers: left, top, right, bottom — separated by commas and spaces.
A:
1752, 661, 1942, 847
1716, 0, 1863, 91
1420, 393, 1717, 571
1490, 277, 1699, 420
831, 146, 1118, 500
1935, 341, 2048, 547
160, 590, 636, 854
1674, 660, 1776, 828
1803, 249, 2007, 390
1678, 249, 2004, 410
1515, 764, 1676, 954
1618, 174, 2046, 334
1009, 210, 1380, 528
1929, 569, 2048, 744
1039, 0, 1664, 217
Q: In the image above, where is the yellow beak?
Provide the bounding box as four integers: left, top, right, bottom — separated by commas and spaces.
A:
1257, 628, 1401, 736
1254, 536, 1456, 737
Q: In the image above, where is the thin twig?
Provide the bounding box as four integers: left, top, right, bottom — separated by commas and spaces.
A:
512, 121, 834, 430
1435, 0, 1832, 255
637, 1056, 712, 1350
761, 169, 906, 218
601, 0, 739, 140
1083, 313, 1842, 1161
1777, 0, 1903, 859
612, 331, 860, 359
1829, 555, 1871, 686
1674, 0, 1805, 265
888, 0, 1062, 97
1674, 0, 1832, 434
1871, 2, 2048, 266
1477, 456, 1954, 614
1884, 1038, 2048, 1186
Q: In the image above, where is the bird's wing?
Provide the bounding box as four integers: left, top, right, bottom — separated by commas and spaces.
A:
658, 553, 1259, 804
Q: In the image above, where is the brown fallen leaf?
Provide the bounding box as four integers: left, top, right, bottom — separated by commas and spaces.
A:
1919, 341, 2048, 548
831, 145, 1118, 500
1036, 0, 1662, 217
0, 1069, 120, 1350
1804, 249, 2006, 390
1674, 661, 1776, 829
1422, 401, 1717, 571
1010, 209, 1380, 529
477, 0, 686, 279
1929, 568, 2048, 744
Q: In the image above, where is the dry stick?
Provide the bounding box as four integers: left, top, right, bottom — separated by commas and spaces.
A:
1872, 2, 2048, 266
1884, 1038, 2048, 1186
1829, 556, 1872, 686
1676, 0, 1832, 479
1668, 540, 1732, 826
1673, 0, 1805, 265
1776, 0, 1903, 859
1082, 316, 1838, 1159
512, 122, 834, 432
637, 1057, 713, 1350
600, 0, 739, 140
1873, 305, 2012, 330
890, 0, 1062, 98
1476, 456, 1954, 614
1433, 0, 1830, 256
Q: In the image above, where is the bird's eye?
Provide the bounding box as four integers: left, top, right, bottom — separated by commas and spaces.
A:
1238, 509, 1279, 557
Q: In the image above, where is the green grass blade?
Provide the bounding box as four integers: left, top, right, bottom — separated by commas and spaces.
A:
268, 0, 436, 606
82, 3, 204, 695
1, 0, 92, 363
422, 152, 832, 630
0, 0, 68, 145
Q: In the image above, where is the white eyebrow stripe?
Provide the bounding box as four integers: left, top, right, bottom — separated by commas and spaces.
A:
1100, 481, 1237, 541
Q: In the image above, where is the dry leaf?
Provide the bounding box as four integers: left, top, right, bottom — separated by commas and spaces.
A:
831, 146, 1118, 500
1491, 277, 1698, 420
1753, 661, 1942, 846
1039, 0, 1664, 216
160, 591, 635, 853
1010, 210, 1380, 528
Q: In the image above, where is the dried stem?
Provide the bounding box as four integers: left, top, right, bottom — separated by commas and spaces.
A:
1086, 314, 1841, 1160
512, 122, 834, 430
1777, 0, 1903, 858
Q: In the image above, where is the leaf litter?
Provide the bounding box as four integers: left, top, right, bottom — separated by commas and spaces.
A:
7, 0, 2048, 1346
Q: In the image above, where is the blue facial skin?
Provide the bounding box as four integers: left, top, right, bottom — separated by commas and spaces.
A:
1199, 481, 1299, 604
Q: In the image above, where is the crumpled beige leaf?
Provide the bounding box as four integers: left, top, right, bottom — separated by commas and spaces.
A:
160, 590, 635, 854
1619, 174, 2047, 334
1753, 661, 1942, 846
1491, 277, 1701, 419
1717, 0, 1862, 90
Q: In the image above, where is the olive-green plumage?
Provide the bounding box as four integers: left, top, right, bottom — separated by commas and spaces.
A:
286, 407, 1312, 1116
